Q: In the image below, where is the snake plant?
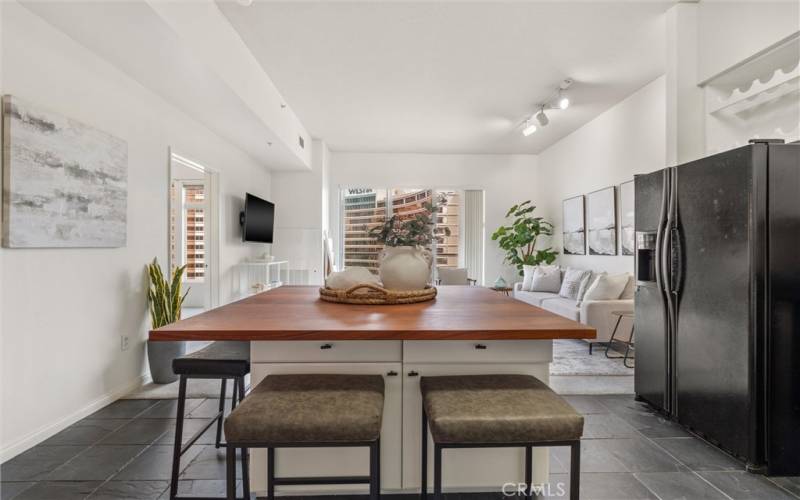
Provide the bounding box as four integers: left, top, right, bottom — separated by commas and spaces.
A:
146, 258, 189, 328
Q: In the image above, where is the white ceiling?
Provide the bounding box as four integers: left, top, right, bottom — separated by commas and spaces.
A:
219, 1, 671, 154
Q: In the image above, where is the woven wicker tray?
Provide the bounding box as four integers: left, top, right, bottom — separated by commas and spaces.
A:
319, 283, 437, 305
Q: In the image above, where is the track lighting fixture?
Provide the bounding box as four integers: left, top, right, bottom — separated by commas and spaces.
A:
535, 107, 549, 127
521, 78, 573, 137
522, 120, 537, 137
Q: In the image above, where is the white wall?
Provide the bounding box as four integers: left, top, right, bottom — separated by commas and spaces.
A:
329, 153, 540, 285
0, 2, 271, 460
270, 140, 331, 286
697, 1, 799, 83
536, 76, 667, 275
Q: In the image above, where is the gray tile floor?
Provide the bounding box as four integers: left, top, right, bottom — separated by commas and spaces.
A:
2, 395, 799, 499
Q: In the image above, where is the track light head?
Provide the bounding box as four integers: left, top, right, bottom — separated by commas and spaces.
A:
522, 120, 537, 137
558, 87, 570, 109
535, 108, 549, 127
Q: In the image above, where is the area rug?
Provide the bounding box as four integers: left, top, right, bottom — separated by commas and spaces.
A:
551, 339, 633, 376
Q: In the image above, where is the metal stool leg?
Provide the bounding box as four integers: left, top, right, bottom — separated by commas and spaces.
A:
215, 379, 228, 449
267, 447, 275, 500
169, 375, 187, 500
241, 447, 250, 500
433, 444, 442, 500
370, 439, 380, 500
226, 445, 236, 500
421, 409, 428, 499
525, 446, 532, 500
570, 441, 580, 500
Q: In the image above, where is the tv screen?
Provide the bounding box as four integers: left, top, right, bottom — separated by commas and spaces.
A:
242, 193, 274, 243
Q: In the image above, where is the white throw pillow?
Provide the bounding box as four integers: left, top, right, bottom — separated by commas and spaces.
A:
583, 273, 630, 301
530, 266, 561, 293
522, 264, 559, 291
577, 271, 603, 303
619, 274, 636, 300
559, 268, 591, 300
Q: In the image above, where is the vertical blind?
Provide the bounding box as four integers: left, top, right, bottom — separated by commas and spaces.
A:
463, 190, 485, 285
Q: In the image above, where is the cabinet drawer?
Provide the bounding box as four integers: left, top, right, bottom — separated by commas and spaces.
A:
251, 340, 402, 363
403, 340, 552, 364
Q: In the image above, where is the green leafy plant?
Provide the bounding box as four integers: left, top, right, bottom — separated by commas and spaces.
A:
491, 200, 557, 275
368, 195, 451, 247
146, 258, 189, 329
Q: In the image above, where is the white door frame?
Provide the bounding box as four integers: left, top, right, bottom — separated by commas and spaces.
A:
168, 148, 221, 309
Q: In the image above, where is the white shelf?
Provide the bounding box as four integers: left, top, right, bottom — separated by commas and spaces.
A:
709, 62, 800, 115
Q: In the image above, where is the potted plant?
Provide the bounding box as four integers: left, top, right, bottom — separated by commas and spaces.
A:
491, 200, 557, 279
146, 258, 189, 384
368, 196, 450, 290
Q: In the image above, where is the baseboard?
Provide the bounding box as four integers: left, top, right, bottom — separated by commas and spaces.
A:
0, 372, 151, 463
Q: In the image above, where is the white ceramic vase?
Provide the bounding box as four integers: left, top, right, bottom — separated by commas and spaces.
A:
378, 246, 433, 290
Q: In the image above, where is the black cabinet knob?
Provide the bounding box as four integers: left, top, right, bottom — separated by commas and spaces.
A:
320, 343, 333, 350
408, 371, 419, 377
475, 344, 488, 350
386, 371, 398, 377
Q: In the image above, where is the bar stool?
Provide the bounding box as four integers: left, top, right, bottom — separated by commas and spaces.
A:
224, 374, 385, 500
169, 341, 250, 500
420, 374, 583, 500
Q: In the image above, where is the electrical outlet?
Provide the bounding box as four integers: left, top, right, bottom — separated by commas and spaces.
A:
121, 335, 130, 351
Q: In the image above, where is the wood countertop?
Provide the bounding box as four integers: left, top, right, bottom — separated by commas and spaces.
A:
149, 286, 596, 341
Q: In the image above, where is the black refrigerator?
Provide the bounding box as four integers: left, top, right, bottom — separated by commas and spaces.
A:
633, 139, 800, 475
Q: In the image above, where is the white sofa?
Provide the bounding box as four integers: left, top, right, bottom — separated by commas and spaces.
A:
513, 276, 634, 351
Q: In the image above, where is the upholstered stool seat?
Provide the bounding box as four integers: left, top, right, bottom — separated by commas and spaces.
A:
225, 374, 384, 445
224, 374, 385, 500
420, 374, 583, 444
420, 374, 583, 500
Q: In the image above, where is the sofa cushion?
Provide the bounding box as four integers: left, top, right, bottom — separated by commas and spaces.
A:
559, 268, 591, 300
531, 266, 561, 292
514, 290, 560, 307
540, 297, 580, 321
619, 274, 636, 300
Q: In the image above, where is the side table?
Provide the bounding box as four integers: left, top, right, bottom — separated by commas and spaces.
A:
605, 310, 635, 368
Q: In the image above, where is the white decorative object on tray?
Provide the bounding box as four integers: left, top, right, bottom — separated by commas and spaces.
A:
2, 96, 128, 248
326, 267, 380, 292
378, 246, 433, 291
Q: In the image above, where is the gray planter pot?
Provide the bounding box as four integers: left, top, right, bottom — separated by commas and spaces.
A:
147, 340, 187, 384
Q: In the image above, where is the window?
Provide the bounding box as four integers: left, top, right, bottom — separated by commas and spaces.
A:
170, 181, 206, 282
340, 187, 465, 276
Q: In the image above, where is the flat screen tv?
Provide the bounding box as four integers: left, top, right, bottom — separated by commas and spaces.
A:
240, 193, 274, 243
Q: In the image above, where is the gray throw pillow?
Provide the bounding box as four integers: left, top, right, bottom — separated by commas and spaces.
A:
559, 268, 591, 300
530, 266, 561, 293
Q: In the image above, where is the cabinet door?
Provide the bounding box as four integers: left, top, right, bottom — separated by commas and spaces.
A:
402, 363, 551, 491
249, 362, 402, 494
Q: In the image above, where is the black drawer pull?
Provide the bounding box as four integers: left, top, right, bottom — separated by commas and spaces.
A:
320, 343, 333, 350
386, 371, 398, 377
408, 371, 419, 377
474, 344, 488, 350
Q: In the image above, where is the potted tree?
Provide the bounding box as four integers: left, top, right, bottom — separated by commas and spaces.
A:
146, 258, 189, 384
491, 200, 557, 282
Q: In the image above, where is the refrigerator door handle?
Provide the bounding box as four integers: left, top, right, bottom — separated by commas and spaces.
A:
654, 169, 669, 293
670, 226, 683, 296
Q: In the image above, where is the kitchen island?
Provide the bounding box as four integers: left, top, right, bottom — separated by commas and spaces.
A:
150, 286, 595, 496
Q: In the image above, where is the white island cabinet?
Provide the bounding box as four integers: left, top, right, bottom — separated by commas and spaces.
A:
248, 339, 553, 495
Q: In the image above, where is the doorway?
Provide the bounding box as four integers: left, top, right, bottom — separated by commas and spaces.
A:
169, 151, 220, 317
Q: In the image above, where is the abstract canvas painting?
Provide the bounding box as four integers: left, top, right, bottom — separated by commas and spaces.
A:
587, 186, 617, 256
2, 96, 127, 248
562, 195, 585, 255
619, 180, 635, 255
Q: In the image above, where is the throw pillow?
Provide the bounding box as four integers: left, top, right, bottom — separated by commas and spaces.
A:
559, 268, 591, 300
577, 271, 603, 303
583, 273, 630, 301
619, 274, 636, 299
521, 265, 536, 291
530, 266, 561, 293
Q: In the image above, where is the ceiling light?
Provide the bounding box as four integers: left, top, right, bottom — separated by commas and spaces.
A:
558, 91, 570, 110
522, 121, 537, 137
535, 108, 549, 127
